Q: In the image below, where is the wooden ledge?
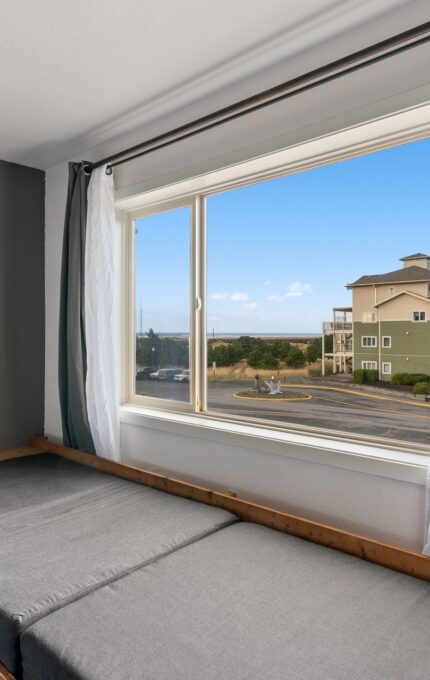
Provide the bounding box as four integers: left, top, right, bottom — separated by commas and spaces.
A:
28, 436, 430, 582
0, 662, 16, 680
0, 445, 41, 463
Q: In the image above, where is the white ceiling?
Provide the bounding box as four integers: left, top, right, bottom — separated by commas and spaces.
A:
0, 0, 423, 169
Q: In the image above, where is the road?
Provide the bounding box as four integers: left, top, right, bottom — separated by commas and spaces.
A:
135, 380, 430, 445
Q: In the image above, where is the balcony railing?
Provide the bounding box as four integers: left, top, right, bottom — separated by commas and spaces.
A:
323, 321, 353, 332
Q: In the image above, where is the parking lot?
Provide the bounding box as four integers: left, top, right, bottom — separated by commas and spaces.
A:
135, 379, 430, 446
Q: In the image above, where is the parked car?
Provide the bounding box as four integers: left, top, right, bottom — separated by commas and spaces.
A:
149, 368, 180, 381
136, 367, 156, 380
174, 369, 190, 383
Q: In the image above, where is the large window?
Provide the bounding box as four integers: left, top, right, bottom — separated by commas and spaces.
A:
126, 134, 430, 451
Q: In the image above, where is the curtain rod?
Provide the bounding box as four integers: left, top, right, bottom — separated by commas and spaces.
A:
88, 21, 430, 175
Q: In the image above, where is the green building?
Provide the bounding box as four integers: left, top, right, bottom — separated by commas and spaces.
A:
324, 254, 430, 380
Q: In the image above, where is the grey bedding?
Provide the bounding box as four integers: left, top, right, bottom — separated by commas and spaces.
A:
0, 454, 236, 675
21, 522, 430, 680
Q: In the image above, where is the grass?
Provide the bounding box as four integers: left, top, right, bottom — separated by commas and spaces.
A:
208, 359, 307, 382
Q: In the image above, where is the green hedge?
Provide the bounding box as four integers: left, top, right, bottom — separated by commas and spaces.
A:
413, 381, 430, 396
353, 368, 379, 384
391, 372, 430, 386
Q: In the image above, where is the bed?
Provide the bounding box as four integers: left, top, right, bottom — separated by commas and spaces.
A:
0, 450, 235, 676
1, 440, 430, 680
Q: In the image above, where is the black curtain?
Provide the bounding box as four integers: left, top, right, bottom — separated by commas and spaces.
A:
58, 162, 95, 452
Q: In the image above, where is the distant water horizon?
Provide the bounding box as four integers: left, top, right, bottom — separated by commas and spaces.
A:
137, 331, 320, 338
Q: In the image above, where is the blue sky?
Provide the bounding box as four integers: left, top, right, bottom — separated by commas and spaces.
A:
136, 137, 430, 334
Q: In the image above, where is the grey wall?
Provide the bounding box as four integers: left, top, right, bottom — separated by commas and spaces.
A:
0, 160, 45, 449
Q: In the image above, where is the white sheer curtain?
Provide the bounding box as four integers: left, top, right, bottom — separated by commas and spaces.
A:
85, 166, 120, 461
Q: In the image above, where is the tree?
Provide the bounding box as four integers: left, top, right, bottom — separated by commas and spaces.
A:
286, 346, 306, 368
136, 329, 188, 368
305, 335, 333, 363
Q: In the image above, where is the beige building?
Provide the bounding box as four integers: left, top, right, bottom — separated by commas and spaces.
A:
324, 254, 430, 379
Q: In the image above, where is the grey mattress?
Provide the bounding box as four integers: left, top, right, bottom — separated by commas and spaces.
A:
22, 522, 430, 680
0, 454, 236, 675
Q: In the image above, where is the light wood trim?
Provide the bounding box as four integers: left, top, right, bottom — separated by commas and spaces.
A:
0, 663, 16, 680
30, 437, 430, 582
0, 445, 41, 463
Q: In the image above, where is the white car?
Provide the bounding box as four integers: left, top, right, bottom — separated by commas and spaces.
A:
174, 369, 190, 383
149, 368, 179, 381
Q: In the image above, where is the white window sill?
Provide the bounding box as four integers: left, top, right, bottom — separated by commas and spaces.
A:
120, 404, 429, 486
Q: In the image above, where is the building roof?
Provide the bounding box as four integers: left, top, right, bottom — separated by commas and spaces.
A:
347, 265, 430, 288
400, 253, 429, 261
373, 290, 430, 308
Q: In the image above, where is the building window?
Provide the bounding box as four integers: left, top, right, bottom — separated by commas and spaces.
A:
362, 336, 377, 347
389, 287, 395, 297
362, 361, 378, 370
362, 312, 376, 322
382, 362, 392, 375
382, 336, 391, 348
413, 311, 426, 322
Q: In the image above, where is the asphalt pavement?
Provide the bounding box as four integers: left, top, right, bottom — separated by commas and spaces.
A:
135, 379, 430, 446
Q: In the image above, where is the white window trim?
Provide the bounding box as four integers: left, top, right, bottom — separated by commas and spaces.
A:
117, 102, 430, 467
361, 361, 378, 370
382, 362, 392, 375
412, 311, 426, 322
382, 336, 391, 348
361, 336, 377, 348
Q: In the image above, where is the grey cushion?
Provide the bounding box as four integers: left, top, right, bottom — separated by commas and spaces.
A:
0, 454, 236, 675
0, 453, 118, 515
22, 522, 430, 680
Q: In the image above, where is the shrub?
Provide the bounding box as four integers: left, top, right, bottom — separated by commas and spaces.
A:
391, 372, 430, 386
391, 373, 410, 385
409, 373, 430, 385
353, 369, 365, 384
413, 381, 430, 396
366, 369, 379, 383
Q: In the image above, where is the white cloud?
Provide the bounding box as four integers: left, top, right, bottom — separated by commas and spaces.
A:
230, 291, 249, 301
268, 282, 312, 302
244, 302, 258, 310
210, 292, 229, 300
288, 281, 312, 295
211, 291, 249, 302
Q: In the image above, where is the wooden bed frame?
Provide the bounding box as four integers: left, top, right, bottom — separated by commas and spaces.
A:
1, 436, 430, 679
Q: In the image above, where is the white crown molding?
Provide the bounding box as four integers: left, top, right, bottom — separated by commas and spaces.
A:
38, 0, 411, 169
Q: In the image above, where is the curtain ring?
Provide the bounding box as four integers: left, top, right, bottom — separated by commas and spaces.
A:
82, 164, 92, 176
105, 165, 113, 176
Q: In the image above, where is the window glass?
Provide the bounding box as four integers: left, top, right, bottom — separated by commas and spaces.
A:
134, 206, 191, 403
205, 139, 430, 446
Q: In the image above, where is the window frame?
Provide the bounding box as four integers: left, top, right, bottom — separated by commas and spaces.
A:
362, 361, 378, 370
382, 362, 392, 375
412, 311, 426, 322
361, 336, 377, 348
117, 102, 430, 457
382, 336, 391, 348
